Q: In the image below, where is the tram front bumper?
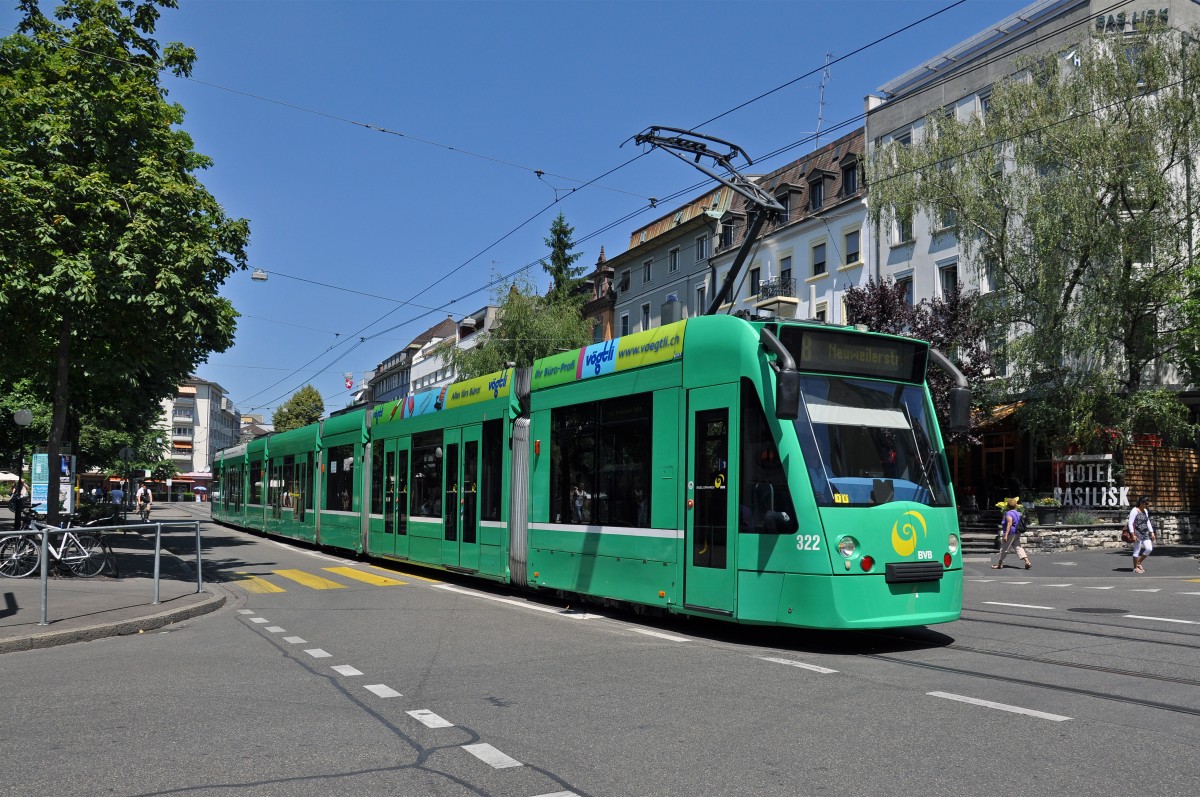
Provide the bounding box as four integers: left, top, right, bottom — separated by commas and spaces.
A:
738, 569, 963, 629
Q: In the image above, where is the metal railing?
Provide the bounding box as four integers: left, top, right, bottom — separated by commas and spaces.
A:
757, 277, 797, 300
3, 520, 203, 626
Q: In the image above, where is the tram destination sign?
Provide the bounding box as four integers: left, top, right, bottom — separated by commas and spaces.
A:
782, 327, 926, 383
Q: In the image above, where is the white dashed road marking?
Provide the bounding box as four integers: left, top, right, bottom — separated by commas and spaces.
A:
1086, 586, 1116, 590
304, 648, 332, 658
462, 743, 523, 769
408, 709, 455, 728
331, 665, 363, 676
1125, 614, 1198, 625
282, 636, 307, 644
265, 626, 285, 633
531, 792, 582, 797
928, 691, 1072, 722
1131, 588, 1161, 593
758, 656, 838, 674
237, 609, 255, 615
634, 628, 690, 642
1045, 584, 1073, 587
364, 684, 402, 698
250, 617, 269, 624
982, 601, 1055, 610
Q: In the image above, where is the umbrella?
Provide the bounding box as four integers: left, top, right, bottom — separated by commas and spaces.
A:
192, 486, 208, 492
0, 471, 18, 482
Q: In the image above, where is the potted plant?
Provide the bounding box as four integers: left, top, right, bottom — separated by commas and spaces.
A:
1034, 496, 1061, 525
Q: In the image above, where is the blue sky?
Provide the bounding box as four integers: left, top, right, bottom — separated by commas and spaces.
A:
6, 0, 1029, 419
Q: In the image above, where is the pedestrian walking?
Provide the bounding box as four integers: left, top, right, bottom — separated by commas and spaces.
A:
1128, 495, 1156, 574
992, 497, 1032, 570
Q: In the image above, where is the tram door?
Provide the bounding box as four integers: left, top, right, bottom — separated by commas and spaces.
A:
440, 427, 481, 571
685, 385, 738, 615
387, 439, 410, 559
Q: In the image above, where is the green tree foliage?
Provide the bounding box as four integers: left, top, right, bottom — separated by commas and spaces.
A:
844, 278, 996, 444
0, 1, 250, 523
273, 385, 325, 432
541, 212, 586, 301
867, 24, 1200, 450
446, 273, 593, 380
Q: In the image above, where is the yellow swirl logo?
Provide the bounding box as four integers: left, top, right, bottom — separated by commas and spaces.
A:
891, 510, 927, 557
713, 474, 725, 489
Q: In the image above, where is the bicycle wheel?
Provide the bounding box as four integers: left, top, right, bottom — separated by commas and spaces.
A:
0, 536, 40, 578
64, 533, 107, 577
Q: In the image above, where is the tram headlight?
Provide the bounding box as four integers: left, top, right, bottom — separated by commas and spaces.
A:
836, 536, 858, 558
947, 533, 959, 554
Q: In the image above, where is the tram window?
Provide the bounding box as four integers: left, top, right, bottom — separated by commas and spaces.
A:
371, 443, 385, 515
325, 444, 355, 511
480, 420, 502, 521
693, 408, 728, 568
550, 393, 653, 527
248, 460, 263, 504
396, 447, 409, 534
412, 431, 443, 517
740, 382, 798, 534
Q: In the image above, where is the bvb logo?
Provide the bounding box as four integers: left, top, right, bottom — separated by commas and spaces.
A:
891, 510, 927, 557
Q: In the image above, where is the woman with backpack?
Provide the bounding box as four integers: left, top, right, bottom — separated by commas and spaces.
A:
992, 497, 1032, 570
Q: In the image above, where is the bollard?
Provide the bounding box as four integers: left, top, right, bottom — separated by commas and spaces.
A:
194, 521, 203, 593
38, 524, 50, 626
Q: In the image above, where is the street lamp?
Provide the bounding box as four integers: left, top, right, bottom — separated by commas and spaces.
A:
13, 408, 32, 530
251, 269, 269, 282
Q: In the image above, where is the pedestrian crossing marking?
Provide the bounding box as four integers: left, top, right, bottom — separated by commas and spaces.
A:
369, 564, 441, 583
273, 569, 346, 589
324, 566, 407, 586
232, 572, 287, 593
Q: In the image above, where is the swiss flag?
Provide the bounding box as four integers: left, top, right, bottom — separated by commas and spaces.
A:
345, 377, 353, 389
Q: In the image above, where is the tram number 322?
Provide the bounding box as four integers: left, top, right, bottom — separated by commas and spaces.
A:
795, 534, 822, 551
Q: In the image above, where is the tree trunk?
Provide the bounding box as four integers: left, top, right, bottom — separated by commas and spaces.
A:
46, 317, 71, 528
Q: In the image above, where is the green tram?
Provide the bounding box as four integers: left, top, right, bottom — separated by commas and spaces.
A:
212, 314, 970, 629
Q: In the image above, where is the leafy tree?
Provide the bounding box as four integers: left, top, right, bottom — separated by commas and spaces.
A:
273, 385, 325, 432
867, 23, 1200, 450
844, 278, 996, 444
541, 212, 586, 300
445, 273, 593, 380
0, 1, 250, 524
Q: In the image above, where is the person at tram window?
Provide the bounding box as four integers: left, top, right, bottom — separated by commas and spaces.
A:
571, 480, 588, 523
340, 489, 351, 511
633, 485, 647, 526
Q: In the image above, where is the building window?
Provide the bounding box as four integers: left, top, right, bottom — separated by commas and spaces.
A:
748, 267, 761, 298
809, 180, 824, 211
979, 91, 992, 119
720, 220, 736, 249
815, 302, 828, 322
776, 193, 790, 223
620, 313, 629, 336
841, 162, 858, 195
844, 229, 861, 264
642, 259, 652, 284
668, 247, 679, 273
940, 263, 959, 298
618, 270, 630, 292
897, 276, 913, 306
938, 205, 957, 231
812, 242, 827, 276
696, 284, 707, 314
894, 131, 912, 148
641, 303, 650, 331
896, 209, 913, 244
695, 234, 709, 262
780, 256, 792, 287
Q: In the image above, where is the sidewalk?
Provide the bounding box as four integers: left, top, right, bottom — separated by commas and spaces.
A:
0, 504, 228, 655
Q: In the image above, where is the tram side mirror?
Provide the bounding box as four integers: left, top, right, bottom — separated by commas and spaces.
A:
948, 386, 971, 433
776, 370, 800, 421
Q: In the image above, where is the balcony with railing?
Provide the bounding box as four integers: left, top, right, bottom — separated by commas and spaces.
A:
753, 276, 800, 316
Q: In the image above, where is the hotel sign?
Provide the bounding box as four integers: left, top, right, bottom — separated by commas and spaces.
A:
1096, 8, 1168, 32
1052, 454, 1130, 508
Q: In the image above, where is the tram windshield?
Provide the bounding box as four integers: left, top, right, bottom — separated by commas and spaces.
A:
794, 375, 952, 507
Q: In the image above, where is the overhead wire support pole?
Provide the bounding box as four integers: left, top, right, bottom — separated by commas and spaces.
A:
628, 127, 785, 316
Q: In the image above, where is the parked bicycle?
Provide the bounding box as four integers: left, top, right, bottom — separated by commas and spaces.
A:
0, 520, 116, 578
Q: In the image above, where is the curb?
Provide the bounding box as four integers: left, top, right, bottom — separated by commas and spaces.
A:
0, 588, 228, 655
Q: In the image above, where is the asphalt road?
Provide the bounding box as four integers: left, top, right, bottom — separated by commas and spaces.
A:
3, 516, 1199, 797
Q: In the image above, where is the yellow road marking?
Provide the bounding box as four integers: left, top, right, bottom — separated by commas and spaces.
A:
324, 566, 407, 586
273, 569, 346, 589
368, 564, 441, 583
232, 572, 286, 593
